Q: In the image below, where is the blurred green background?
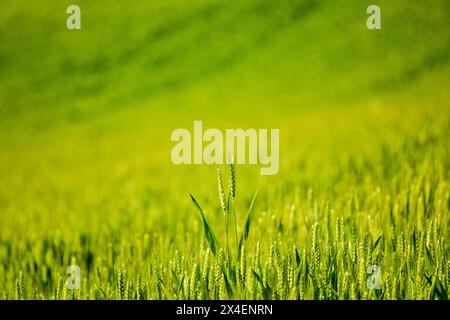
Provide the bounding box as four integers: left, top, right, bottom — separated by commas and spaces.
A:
0, 0, 449, 236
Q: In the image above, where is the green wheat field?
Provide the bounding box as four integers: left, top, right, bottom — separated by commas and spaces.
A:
0, 0, 449, 300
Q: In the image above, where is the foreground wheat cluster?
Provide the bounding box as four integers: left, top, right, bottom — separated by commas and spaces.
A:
0, 118, 448, 300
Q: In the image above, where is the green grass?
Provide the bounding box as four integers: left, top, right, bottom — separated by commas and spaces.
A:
0, 0, 449, 299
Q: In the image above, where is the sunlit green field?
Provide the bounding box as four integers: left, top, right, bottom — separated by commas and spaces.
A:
0, 0, 449, 299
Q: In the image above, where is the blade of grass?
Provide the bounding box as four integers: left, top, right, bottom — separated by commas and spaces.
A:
238, 189, 259, 259
371, 235, 383, 253
190, 194, 219, 256
252, 270, 272, 300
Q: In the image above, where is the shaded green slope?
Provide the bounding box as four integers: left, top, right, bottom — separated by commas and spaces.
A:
0, 0, 448, 125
